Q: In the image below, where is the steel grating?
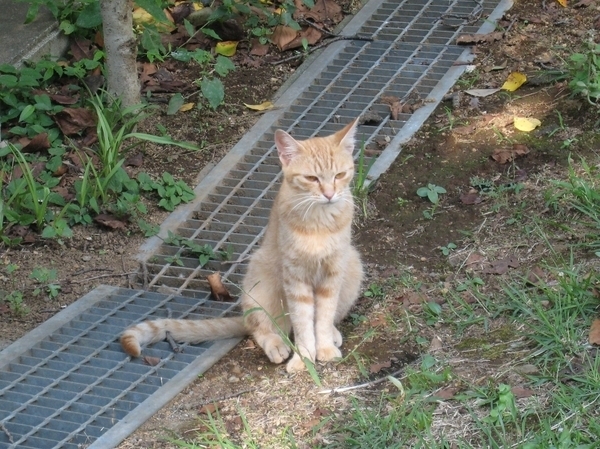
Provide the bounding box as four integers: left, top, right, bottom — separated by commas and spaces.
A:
0, 0, 512, 447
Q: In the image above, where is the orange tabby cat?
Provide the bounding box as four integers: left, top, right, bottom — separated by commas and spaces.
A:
121, 119, 363, 373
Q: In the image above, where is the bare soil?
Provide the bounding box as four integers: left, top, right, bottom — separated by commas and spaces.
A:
2, 0, 600, 447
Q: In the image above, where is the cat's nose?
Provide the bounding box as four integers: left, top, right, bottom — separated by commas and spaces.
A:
323, 191, 334, 201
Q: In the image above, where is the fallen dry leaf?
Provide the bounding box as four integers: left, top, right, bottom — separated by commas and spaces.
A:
502, 72, 527, 92
125, 152, 144, 167
207, 272, 234, 302
460, 192, 482, 205
179, 103, 195, 112
456, 31, 503, 45
527, 266, 547, 285
589, 319, 600, 345
556, 0, 567, 6
369, 359, 392, 374
514, 116, 541, 132
511, 386, 535, 398
215, 41, 238, 57
381, 96, 403, 120
465, 252, 485, 267
429, 336, 443, 353
143, 356, 161, 366
435, 386, 459, 400
250, 39, 269, 56
53, 108, 96, 136
465, 88, 501, 97
491, 143, 530, 164
484, 256, 520, 275
21, 133, 51, 153
199, 403, 217, 415
94, 213, 127, 230
244, 101, 274, 111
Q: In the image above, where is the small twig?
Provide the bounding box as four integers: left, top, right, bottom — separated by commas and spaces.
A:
272, 34, 374, 66
141, 261, 149, 290
198, 387, 257, 407
67, 272, 138, 284
318, 366, 411, 394
220, 255, 251, 265
0, 422, 14, 444
165, 331, 182, 353
440, 0, 484, 28
72, 267, 113, 276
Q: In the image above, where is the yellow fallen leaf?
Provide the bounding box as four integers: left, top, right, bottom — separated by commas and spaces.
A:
132, 7, 175, 32
556, 0, 567, 6
215, 41, 238, 57
244, 101, 274, 111
502, 72, 527, 92
514, 116, 541, 132
179, 103, 195, 112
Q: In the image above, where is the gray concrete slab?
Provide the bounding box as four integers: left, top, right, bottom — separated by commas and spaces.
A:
0, 0, 68, 66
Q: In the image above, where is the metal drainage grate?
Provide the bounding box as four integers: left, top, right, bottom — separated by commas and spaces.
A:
0, 286, 240, 449
0, 0, 511, 447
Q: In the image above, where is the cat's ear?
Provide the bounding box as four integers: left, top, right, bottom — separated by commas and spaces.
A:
274, 129, 301, 166
336, 118, 359, 154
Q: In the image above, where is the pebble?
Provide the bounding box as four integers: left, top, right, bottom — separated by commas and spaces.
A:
228, 376, 240, 383
82, 255, 92, 262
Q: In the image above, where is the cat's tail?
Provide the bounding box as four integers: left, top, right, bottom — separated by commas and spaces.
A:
120, 317, 247, 357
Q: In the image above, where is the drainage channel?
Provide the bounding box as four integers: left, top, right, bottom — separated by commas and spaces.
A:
0, 0, 511, 447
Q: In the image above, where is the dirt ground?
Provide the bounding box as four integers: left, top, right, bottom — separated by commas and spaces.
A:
1, 0, 600, 447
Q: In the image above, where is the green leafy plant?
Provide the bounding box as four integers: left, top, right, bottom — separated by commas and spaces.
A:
416, 183, 446, 219
30, 267, 61, 299
137, 172, 195, 211
440, 242, 457, 256
352, 141, 376, 216
364, 283, 385, 299
567, 40, 600, 106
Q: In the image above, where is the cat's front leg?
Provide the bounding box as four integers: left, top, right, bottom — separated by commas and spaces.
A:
315, 286, 343, 362
284, 282, 317, 373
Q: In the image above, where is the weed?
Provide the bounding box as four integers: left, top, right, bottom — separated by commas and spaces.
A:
416, 183, 446, 219
352, 141, 376, 217
567, 40, 600, 106
138, 172, 195, 212
3, 290, 29, 316
363, 283, 385, 299
440, 242, 457, 256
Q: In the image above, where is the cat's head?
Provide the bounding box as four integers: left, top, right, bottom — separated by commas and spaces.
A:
274, 119, 358, 205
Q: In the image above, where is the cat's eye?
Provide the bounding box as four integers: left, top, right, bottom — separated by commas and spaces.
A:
335, 172, 346, 179
305, 175, 319, 182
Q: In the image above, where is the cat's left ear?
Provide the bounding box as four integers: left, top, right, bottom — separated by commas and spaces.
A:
274, 129, 301, 166
336, 118, 359, 154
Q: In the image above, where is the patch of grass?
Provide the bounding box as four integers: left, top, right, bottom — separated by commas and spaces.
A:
352, 141, 376, 217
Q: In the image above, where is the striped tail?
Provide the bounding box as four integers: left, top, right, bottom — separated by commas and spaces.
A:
120, 317, 247, 357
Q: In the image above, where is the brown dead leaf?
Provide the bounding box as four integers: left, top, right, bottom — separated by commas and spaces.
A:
271, 26, 299, 51
125, 152, 144, 167
70, 38, 94, 61
207, 272, 234, 302
511, 386, 535, 398
242, 339, 256, 350
48, 93, 79, 105
460, 192, 482, 205
53, 108, 96, 136
94, 213, 127, 230
527, 266, 547, 285
491, 143, 530, 164
143, 356, 161, 366
250, 39, 270, 56
369, 359, 392, 374
170, 2, 193, 23
453, 123, 477, 135
456, 31, 503, 45
436, 386, 459, 400
429, 336, 443, 353
21, 133, 51, 153
589, 319, 600, 345
381, 96, 403, 120
296, 0, 343, 23
199, 403, 217, 415
484, 256, 520, 275
465, 252, 485, 267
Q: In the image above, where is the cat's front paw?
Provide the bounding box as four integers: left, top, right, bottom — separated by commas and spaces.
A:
316, 345, 342, 362
332, 326, 343, 347
262, 335, 291, 364
286, 353, 307, 373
